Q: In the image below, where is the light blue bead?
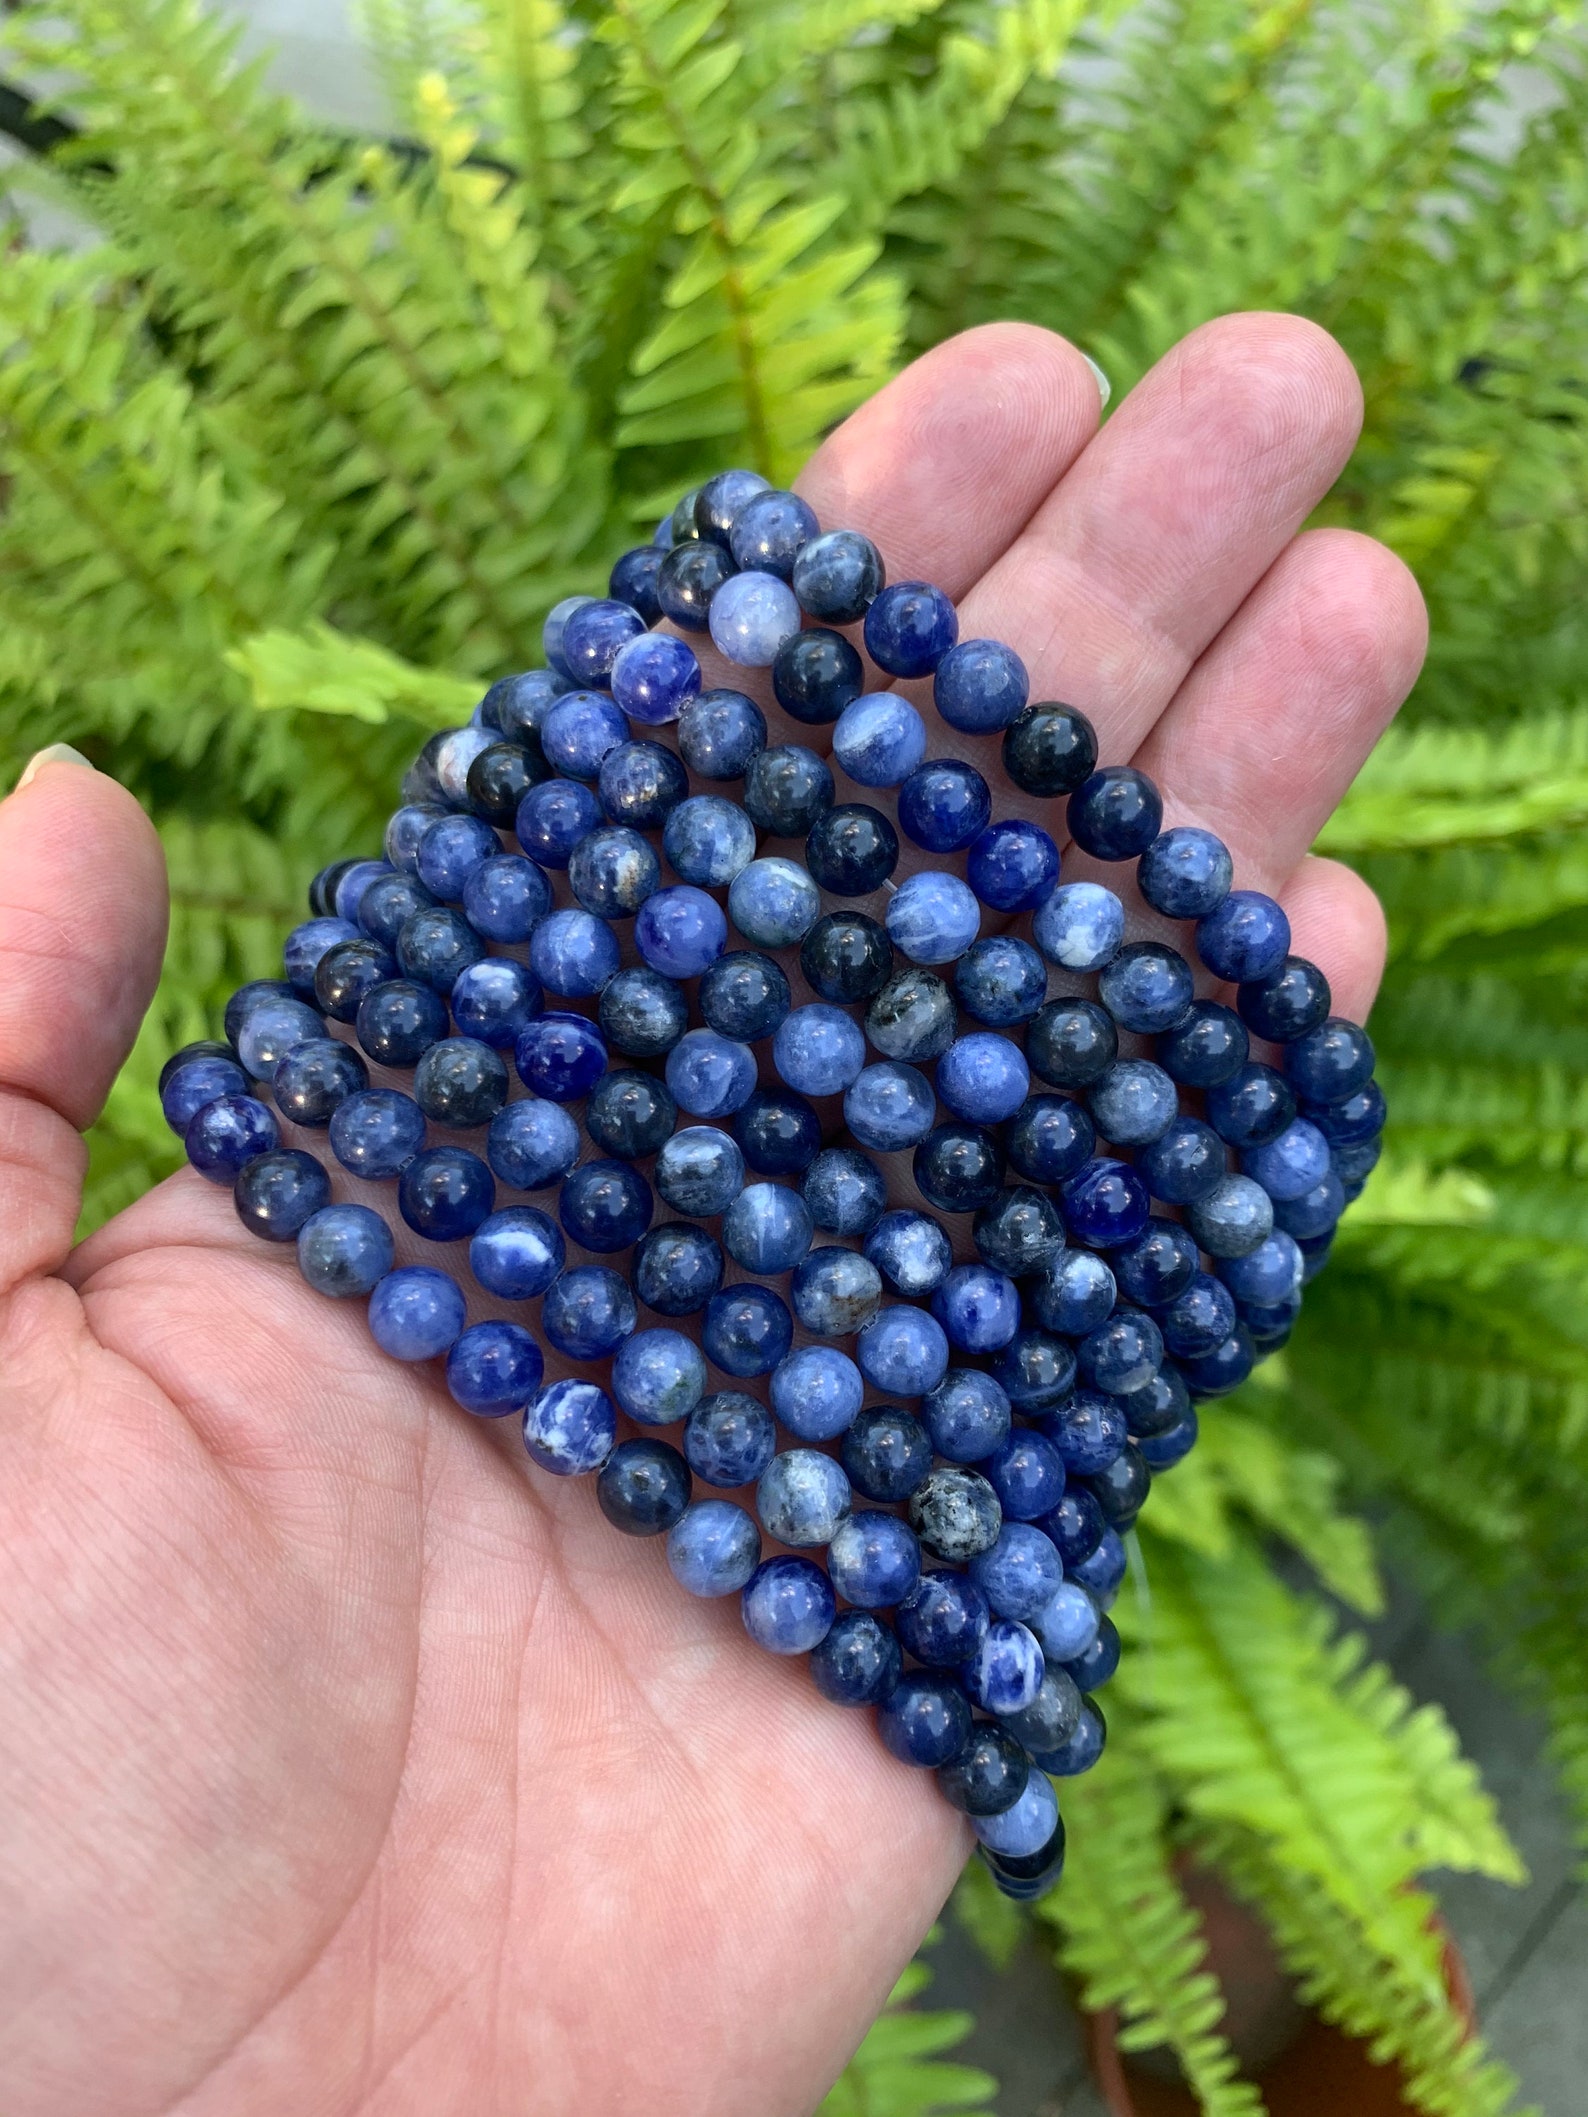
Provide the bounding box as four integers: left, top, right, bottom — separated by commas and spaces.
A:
528, 907, 621, 996
773, 1004, 867, 1095
971, 1763, 1058, 1855
708, 569, 802, 666
770, 1345, 865, 1441
1216, 1231, 1303, 1306
237, 995, 322, 1079
368, 1265, 466, 1361
431, 729, 495, 807
610, 630, 701, 724
1087, 1060, 1180, 1146
865, 1209, 953, 1297
1033, 882, 1125, 971
540, 691, 629, 779
962, 1618, 1045, 1716
828, 1511, 922, 1609
1242, 1117, 1332, 1201
523, 1379, 616, 1475
665, 1027, 759, 1117
485, 1098, 580, 1190
1030, 1582, 1102, 1664
611, 1328, 709, 1426
843, 1061, 937, 1150
729, 857, 821, 947
936, 1033, 1030, 1124
885, 871, 981, 965
543, 592, 594, 676
635, 884, 728, 978
756, 1447, 853, 1546
969, 1524, 1064, 1623
832, 693, 928, 786
668, 1499, 762, 1597
468, 1207, 565, 1298
856, 1305, 950, 1398
722, 1182, 814, 1273
663, 795, 757, 886
740, 1554, 836, 1653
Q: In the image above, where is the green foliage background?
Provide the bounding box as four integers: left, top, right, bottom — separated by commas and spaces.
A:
1, 0, 1585, 2108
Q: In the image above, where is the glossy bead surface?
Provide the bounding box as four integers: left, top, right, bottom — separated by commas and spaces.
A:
1044, 1391, 1127, 1477
810, 1612, 902, 1707
792, 528, 884, 624
833, 692, 927, 786
1138, 1117, 1227, 1206
842, 1405, 935, 1503
791, 1245, 883, 1334
478, 668, 566, 744
609, 543, 665, 624
971, 1763, 1058, 1855
963, 1619, 1044, 1715
879, 1672, 975, 1770
801, 913, 893, 1006
1002, 701, 1097, 796
677, 689, 766, 780
599, 967, 689, 1058
1185, 1174, 1274, 1257
1041, 1696, 1107, 1777
1159, 1274, 1237, 1359
541, 691, 629, 780
446, 1319, 544, 1417
560, 597, 647, 686
368, 1266, 466, 1362
828, 1510, 921, 1609
1060, 1157, 1151, 1249
1243, 1117, 1331, 1201
805, 803, 898, 896
864, 580, 957, 678
584, 1068, 677, 1161
1078, 1308, 1163, 1395
801, 1146, 887, 1237
633, 1222, 724, 1315
741, 1555, 836, 1654
1027, 998, 1117, 1089
933, 638, 1028, 733
656, 541, 734, 630
466, 743, 546, 823
358, 874, 434, 952
770, 1345, 864, 1441
186, 1092, 280, 1182
1137, 826, 1233, 919
1088, 1059, 1179, 1146
235, 1148, 331, 1241
610, 630, 701, 724
1284, 1017, 1376, 1103
709, 569, 801, 666
1272, 1171, 1346, 1241
663, 795, 757, 887
1238, 955, 1331, 1042
990, 1331, 1079, 1420
864, 1210, 953, 1298
598, 1439, 692, 1536
1099, 942, 1195, 1035
1029, 1587, 1102, 1671
1216, 1231, 1304, 1307
898, 758, 991, 854
742, 743, 833, 838
973, 1186, 1066, 1278
514, 1012, 608, 1101
527, 907, 620, 998
729, 487, 817, 576
541, 1266, 637, 1358
774, 1004, 866, 1096
1207, 1062, 1296, 1147
1178, 1327, 1258, 1398
559, 1157, 654, 1252
237, 995, 323, 1080
843, 1061, 935, 1151
702, 1283, 793, 1378
667, 1499, 762, 1597
325, 1088, 424, 1181
771, 627, 863, 725
417, 813, 498, 902
884, 871, 980, 965
967, 819, 1059, 912
515, 777, 602, 868
1088, 1445, 1152, 1527
866, 969, 957, 1062
683, 1392, 777, 1488
1005, 1094, 1094, 1186
913, 1122, 1005, 1213
663, 1028, 756, 1119
1139, 1410, 1199, 1468
523, 1379, 616, 1476
485, 1097, 580, 1190
386, 802, 447, 873
1305, 1081, 1386, 1147
909, 1465, 1003, 1561
1111, 1219, 1199, 1308
954, 936, 1047, 1027
223, 980, 294, 1045
612, 1328, 708, 1428
932, 1263, 1021, 1355
694, 468, 770, 545
634, 885, 727, 979
729, 1089, 817, 1179
937, 1034, 1030, 1125
938, 1727, 1031, 1818
397, 906, 487, 996
1158, 1000, 1250, 1089
1042, 1488, 1106, 1569
568, 825, 661, 918
285, 916, 359, 993
297, 1203, 394, 1298
413, 1036, 508, 1129
857, 1306, 950, 1398
986, 1429, 1068, 1520
398, 1145, 495, 1240
312, 938, 401, 1028
1067, 766, 1163, 859
469, 1206, 564, 1299
922, 1367, 1012, 1462
970, 1523, 1064, 1624
162, 1053, 250, 1134
728, 857, 821, 947
1027, 1249, 1116, 1336
655, 1125, 745, 1215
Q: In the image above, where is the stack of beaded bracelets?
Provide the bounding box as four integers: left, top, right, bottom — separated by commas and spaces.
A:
158, 466, 1385, 1902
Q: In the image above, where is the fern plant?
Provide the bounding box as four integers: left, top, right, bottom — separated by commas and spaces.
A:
2, 0, 1585, 2108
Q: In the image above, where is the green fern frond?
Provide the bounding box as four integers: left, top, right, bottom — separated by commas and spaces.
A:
228, 620, 480, 728
818, 1956, 998, 2116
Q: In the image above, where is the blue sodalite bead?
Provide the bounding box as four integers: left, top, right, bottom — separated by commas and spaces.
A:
1030, 1583, 1102, 1667
678, 688, 767, 780
515, 778, 602, 867
285, 915, 358, 995
612, 1328, 708, 1427
896, 1568, 990, 1666
709, 569, 801, 666
397, 906, 488, 995
598, 1439, 693, 1536
879, 1671, 974, 1768
792, 527, 884, 624
559, 597, 647, 686
1005, 1095, 1096, 1186
865, 1209, 953, 1297
757, 1449, 853, 1547
333, 859, 393, 924
446, 1319, 544, 1417
698, 952, 791, 1045
973, 1186, 1065, 1277
695, 468, 771, 544
773, 629, 863, 724
297, 1203, 395, 1298
811, 1612, 903, 1708
585, 1069, 677, 1159
609, 543, 665, 624
1243, 1117, 1331, 1200
774, 1004, 866, 1095
1284, 1017, 1376, 1103
1078, 1309, 1163, 1395
733, 1089, 819, 1178
633, 1223, 724, 1315
913, 1122, 1006, 1214
1120, 1366, 1192, 1440
770, 1345, 865, 1441
1159, 999, 1250, 1087
1068, 767, 1163, 860
791, 1246, 882, 1335
1060, 1157, 1152, 1248
186, 1093, 280, 1182
663, 795, 757, 887
832, 693, 927, 786
542, 1266, 638, 1358
885, 871, 981, 965
744, 743, 834, 838
801, 909, 893, 1002
866, 970, 957, 1066
599, 967, 689, 1059
1217, 1231, 1303, 1307
386, 801, 447, 872
972, 1760, 1059, 1857
529, 909, 622, 997
1099, 942, 1195, 1034
986, 1430, 1068, 1521
1043, 1391, 1127, 1478
990, 1330, 1078, 1417
237, 995, 322, 1080
486, 1096, 580, 1190
1197, 889, 1291, 983
1041, 1696, 1107, 1777
954, 936, 1048, 1026
479, 668, 567, 744
524, 1379, 617, 1476
657, 541, 734, 630
450, 958, 541, 1047
667, 1499, 762, 1597
937, 1034, 1030, 1125
357, 874, 433, 952
1137, 826, 1233, 919
417, 813, 498, 901
1112, 1220, 1199, 1307
898, 758, 992, 854
665, 1027, 758, 1118
684, 1391, 777, 1488
1207, 1062, 1296, 1146
722, 1183, 813, 1274
1159, 1274, 1237, 1358
728, 857, 821, 947
610, 630, 701, 724
933, 638, 1028, 733
702, 1283, 793, 1377
655, 1124, 745, 1215
802, 1147, 888, 1237
162, 1053, 249, 1133
515, 1013, 609, 1101
909, 1464, 1004, 1561
1028, 1249, 1116, 1335
1185, 1174, 1275, 1257
635, 885, 728, 979
857, 1306, 950, 1398
224, 979, 296, 1045
1178, 1328, 1256, 1398
599, 740, 689, 831
805, 803, 899, 895
971, 1523, 1063, 1624
1139, 1410, 1199, 1469
1272, 1171, 1347, 1241
1238, 955, 1332, 1042
999, 1667, 1084, 1768
1138, 1116, 1226, 1205
368, 1265, 466, 1362
829, 1511, 922, 1609
397, 1144, 495, 1240
843, 1061, 936, 1151
558, 1158, 654, 1252
741, 1555, 836, 1654
963, 1619, 1044, 1715
568, 826, 661, 919
1087, 1059, 1179, 1147
1033, 882, 1125, 972
469, 1207, 565, 1299
922, 1367, 1012, 1461
328, 1087, 426, 1179
1305, 1080, 1386, 1146
729, 488, 817, 576
967, 820, 1060, 912
541, 691, 629, 780
1028, 999, 1118, 1089
842, 1405, 934, 1504
864, 580, 958, 678
1042, 1487, 1106, 1569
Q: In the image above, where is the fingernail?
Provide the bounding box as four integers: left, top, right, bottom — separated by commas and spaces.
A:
16, 744, 94, 791
1081, 353, 1112, 410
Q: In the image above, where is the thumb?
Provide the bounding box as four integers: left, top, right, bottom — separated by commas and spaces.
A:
0, 749, 168, 1287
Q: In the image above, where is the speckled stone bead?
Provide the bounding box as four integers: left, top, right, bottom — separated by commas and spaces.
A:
678, 688, 767, 780
720, 1184, 812, 1274
729, 487, 817, 576
398, 1145, 495, 1240
772, 628, 863, 725
741, 1554, 836, 1654
954, 936, 1047, 1027
446, 1319, 544, 1417
1028, 1249, 1116, 1337
313, 938, 400, 1026
1206, 1062, 1296, 1147
413, 1036, 509, 1129
774, 1004, 867, 1096
792, 528, 884, 624
1067, 766, 1163, 860
667, 1499, 763, 1597
810, 1612, 903, 1707
324, 1089, 424, 1186
938, 1726, 1033, 1820
1158, 1273, 1237, 1359
802, 1146, 887, 1236
972, 1186, 1066, 1278
1059, 1157, 1151, 1249
1158, 1000, 1250, 1088
922, 1366, 1012, 1462
486, 1096, 580, 1190
465, 745, 546, 824
514, 1011, 608, 1102
828, 1510, 922, 1609
864, 580, 957, 678
542, 1266, 638, 1359
358, 874, 434, 952
694, 468, 771, 545
843, 1060, 936, 1151
1099, 942, 1195, 1035
524, 1379, 617, 1476
1087, 1058, 1179, 1146
560, 597, 648, 687
559, 1157, 654, 1252
898, 758, 992, 854
908, 1465, 1003, 1562
612, 1328, 709, 1428
1027, 999, 1118, 1089
235, 1147, 331, 1240
1028, 1591, 1102, 1676
1032, 883, 1124, 975
477, 668, 567, 745
866, 968, 958, 1063
985, 1427, 1068, 1520
728, 857, 821, 948
702, 1283, 793, 1377
932, 1263, 1021, 1353
879, 1671, 976, 1770
1216, 1230, 1304, 1308
864, 1210, 953, 1298
1077, 1308, 1163, 1395
598, 967, 689, 1059
895, 1569, 990, 1669
1005, 1094, 1095, 1186
526, 908, 620, 1000
913, 1121, 1006, 1214
541, 691, 629, 780
1043, 1390, 1127, 1478
1242, 1117, 1331, 1201
801, 912, 893, 1004
610, 630, 701, 725
805, 803, 899, 896
790, 1244, 883, 1335
398, 906, 489, 995
694, 952, 788, 1045
657, 541, 735, 630
581, 1069, 676, 1162
769, 1344, 865, 1441
665, 1028, 758, 1118
386, 802, 448, 873
568, 825, 662, 918
633, 1223, 725, 1315
598, 1439, 693, 1536
186, 1092, 280, 1183
833, 692, 927, 786
1002, 702, 1097, 797
884, 870, 980, 965
417, 813, 499, 902
663, 795, 757, 887
683, 1391, 777, 1488
515, 777, 602, 868
655, 1124, 746, 1216
1283, 1017, 1376, 1104
990, 1330, 1080, 1419
933, 638, 1028, 733
842, 1405, 935, 1504
368, 1265, 467, 1363
856, 1306, 950, 1398
297, 1203, 395, 1298
543, 596, 594, 672
1111, 1219, 1199, 1308
237, 994, 323, 1080
1136, 826, 1233, 919
1184, 1174, 1275, 1258
963, 1619, 1044, 1715
742, 743, 834, 838
1272, 1170, 1346, 1242
162, 1052, 250, 1134
1237, 955, 1332, 1043
285, 915, 358, 995
1119, 1364, 1192, 1442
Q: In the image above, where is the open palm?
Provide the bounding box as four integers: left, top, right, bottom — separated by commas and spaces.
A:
0, 314, 1425, 2117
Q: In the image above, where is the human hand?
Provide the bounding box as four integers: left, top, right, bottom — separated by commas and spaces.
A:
0, 313, 1424, 2117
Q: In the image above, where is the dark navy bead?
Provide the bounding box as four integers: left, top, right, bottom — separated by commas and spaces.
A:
771, 626, 863, 724
1111, 1219, 1200, 1307
1004, 1094, 1095, 1185
1332, 1138, 1381, 1193
792, 527, 884, 624
667, 1500, 762, 1598
485, 1097, 580, 1190
1139, 1409, 1199, 1469
223, 982, 296, 1049
1042, 1487, 1105, 1568
598, 968, 688, 1059
684, 1391, 777, 1488
469, 1207, 564, 1298
463, 855, 552, 945
654, 1124, 745, 1215
1027, 998, 1118, 1089
865, 968, 957, 1063
585, 1069, 677, 1160
702, 1283, 793, 1377
466, 741, 548, 829
358, 875, 439, 954
1137, 826, 1233, 919
828, 1509, 922, 1608
558, 597, 647, 687
1039, 1696, 1107, 1777
805, 803, 898, 895
1138, 1117, 1227, 1205
908, 1465, 1003, 1561
610, 630, 701, 725
877, 1670, 974, 1767
864, 1211, 953, 1299
1243, 1291, 1303, 1348
162, 1053, 249, 1133
609, 543, 666, 624
864, 580, 958, 678
1001, 1667, 1084, 1760
656, 540, 735, 630
730, 1088, 818, 1178
398, 1145, 495, 1240
413, 1036, 508, 1129
955, 936, 1047, 1027
597, 740, 689, 830
1099, 942, 1195, 1035
1001, 702, 1097, 799
597, 1438, 692, 1536
973, 1186, 1066, 1277
446, 1318, 544, 1417
729, 488, 818, 576
160, 1035, 238, 1099
285, 915, 359, 992
368, 1265, 466, 1362
1217, 1231, 1303, 1308
1159, 1274, 1237, 1358
694, 468, 770, 545
1086, 1444, 1152, 1526
1284, 1017, 1376, 1103
668, 487, 705, 544
234, 1148, 331, 1242
791, 1244, 883, 1336
1077, 1309, 1163, 1395
922, 1367, 1012, 1460
634, 1222, 724, 1315
1238, 955, 1331, 1043
1207, 1062, 1296, 1147
329, 1086, 426, 1180
400, 740, 446, 809
801, 912, 893, 1004
1158, 1000, 1250, 1088
514, 1012, 608, 1102
1176, 1325, 1258, 1398
559, 1158, 653, 1253
1272, 1171, 1346, 1241
810, 1611, 902, 1707
970, 1521, 1063, 1623
1043, 1390, 1127, 1477
450, 959, 541, 1050
297, 1203, 394, 1298
897, 757, 992, 854
1087, 1059, 1179, 1146
802, 1147, 888, 1237
842, 1404, 935, 1503
308, 859, 359, 916
397, 906, 486, 995
523, 1376, 618, 1475
933, 638, 1028, 734
315, 938, 399, 1022
937, 1727, 1030, 1816
990, 1330, 1079, 1417
913, 1122, 1006, 1212
1064, 1615, 1121, 1692
1243, 1117, 1331, 1201
237, 995, 324, 1080
662, 796, 756, 888
273, 1038, 369, 1127
1027, 1250, 1116, 1336
743, 743, 834, 838
477, 668, 567, 745
1118, 1364, 1192, 1440
541, 1267, 638, 1360
1197, 890, 1291, 984
186, 1093, 280, 1183
1061, 1157, 1150, 1248
741, 1554, 836, 1655
677, 688, 767, 780
1305, 1080, 1386, 1146
515, 777, 603, 868
967, 819, 1060, 912
986, 1429, 1068, 1520
694, 953, 789, 1047
1067, 767, 1163, 860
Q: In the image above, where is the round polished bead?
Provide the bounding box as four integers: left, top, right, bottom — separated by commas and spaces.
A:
897, 757, 991, 855
828, 1510, 922, 1609
1272, 1171, 1346, 1241
657, 541, 734, 630
727, 857, 821, 948
386, 802, 448, 874
741, 1555, 836, 1654
865, 968, 957, 1062
1335, 1134, 1383, 1184
635, 885, 727, 979
1304, 1080, 1386, 1146
1158, 1000, 1250, 1088
805, 803, 899, 896
729, 488, 817, 576
610, 630, 701, 725
842, 1404, 935, 1503
527, 908, 621, 998
863, 1211, 952, 1300
1061, 1157, 1151, 1248
1197, 889, 1291, 984
896, 1568, 991, 1668
954, 936, 1047, 1027
368, 1265, 466, 1362
986, 1429, 1068, 1520
884, 870, 980, 965
709, 569, 801, 666
599, 967, 689, 1059
1243, 1117, 1331, 1200
464, 740, 550, 827
857, 1306, 949, 1398
1185, 1174, 1275, 1257
337, 859, 397, 926
568, 825, 661, 918
654, 1124, 745, 1215
398, 1145, 494, 1239
743, 743, 833, 838
609, 543, 665, 624
774, 1004, 866, 1096
937, 1034, 1030, 1124
1027, 999, 1118, 1091
1088, 1444, 1152, 1527
990, 1330, 1079, 1419
1207, 1062, 1296, 1147
524, 1379, 616, 1476
413, 1037, 508, 1129
559, 1158, 654, 1252
560, 597, 647, 687
598, 1439, 692, 1536
770, 1345, 865, 1441
678, 688, 767, 780
585, 1069, 678, 1160
792, 528, 884, 624
1137, 826, 1233, 919
922, 1366, 1012, 1461
1005, 1094, 1095, 1185
1112, 1219, 1199, 1307
469, 1207, 564, 1299
972, 1763, 1059, 1857
1099, 942, 1195, 1035
237, 995, 323, 1080
913, 1122, 1005, 1212
791, 1244, 884, 1334
1068, 767, 1163, 859
612, 1328, 708, 1427
1284, 1017, 1376, 1103
971, 1523, 1063, 1623
446, 1319, 544, 1417
843, 1061, 935, 1151
285, 916, 358, 995
1032, 884, 1124, 976
358, 874, 434, 952
1138, 1117, 1227, 1205
1078, 1308, 1163, 1395
485, 1097, 580, 1190
802, 1146, 887, 1236
833, 692, 927, 786
909, 1464, 1003, 1562
514, 1012, 608, 1101
267, 1037, 367, 1130
963, 1619, 1044, 1716
1040, 1696, 1107, 1777
1159, 1274, 1237, 1359
878, 1671, 974, 1768
416, 814, 498, 903
479, 668, 567, 745
702, 1283, 793, 1377
1216, 1231, 1303, 1307
801, 912, 893, 1005
515, 778, 602, 868
235, 1148, 331, 1241
297, 1203, 394, 1298
397, 907, 487, 995
1001, 1663, 1084, 1758
973, 1185, 1066, 1278
864, 580, 957, 677
810, 1611, 903, 1708
541, 691, 629, 780
932, 1264, 1020, 1354
1001, 701, 1097, 796
1044, 1391, 1127, 1478
162, 1053, 250, 1133
663, 796, 756, 888
771, 627, 863, 725
541, 1266, 637, 1358
967, 819, 1060, 912
186, 1093, 280, 1183
633, 1222, 724, 1316
933, 638, 1028, 733
1028, 1250, 1116, 1336
1087, 1059, 1178, 1147
312, 938, 399, 1026
1139, 1410, 1199, 1469
684, 1391, 777, 1488
1042, 1488, 1106, 1569
731, 1088, 819, 1178
665, 1028, 758, 1119
667, 1499, 762, 1597
1178, 1328, 1258, 1398
1120, 1366, 1192, 1444
695, 468, 771, 545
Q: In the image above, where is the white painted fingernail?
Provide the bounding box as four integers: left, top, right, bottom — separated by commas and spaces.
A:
1081, 353, 1111, 409
16, 744, 94, 791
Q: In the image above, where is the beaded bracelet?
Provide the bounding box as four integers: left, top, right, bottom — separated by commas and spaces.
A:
159, 466, 1384, 1901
